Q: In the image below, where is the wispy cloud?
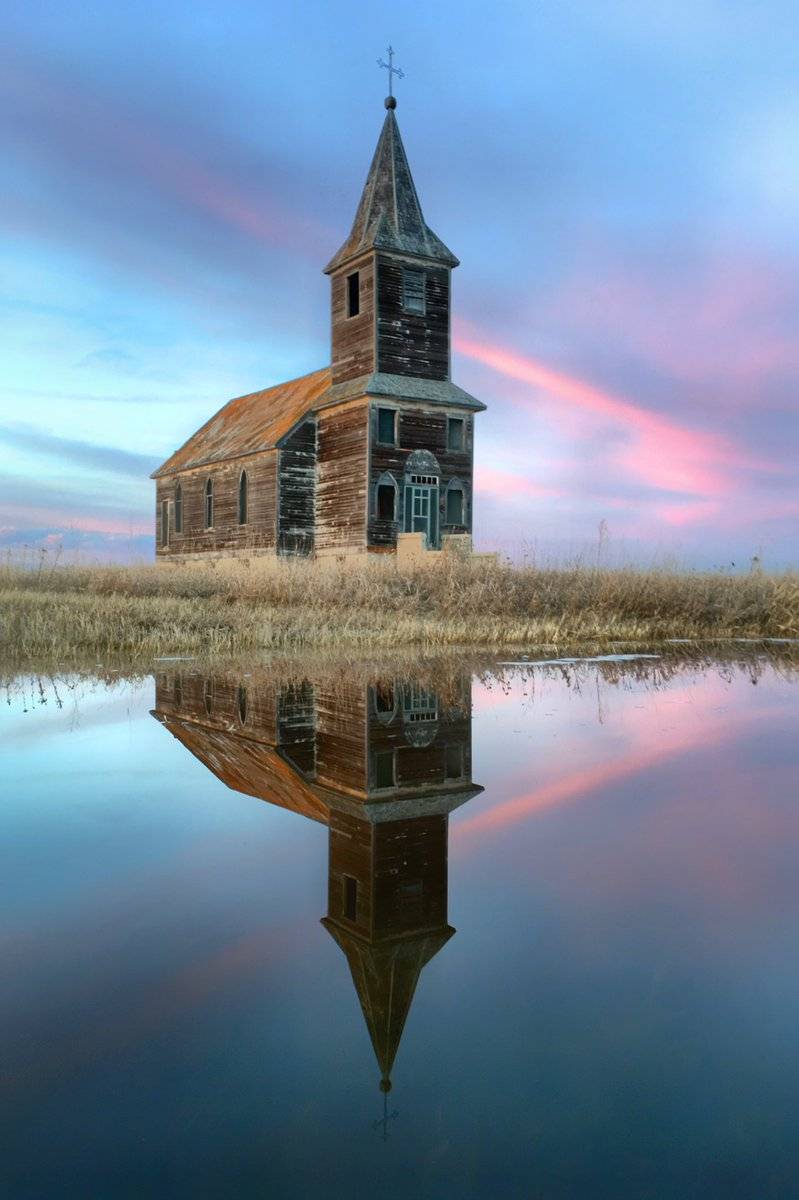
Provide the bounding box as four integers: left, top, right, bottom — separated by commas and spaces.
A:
455, 323, 779, 513
0, 426, 159, 479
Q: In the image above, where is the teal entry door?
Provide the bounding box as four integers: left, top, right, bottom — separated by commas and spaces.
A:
404, 481, 439, 548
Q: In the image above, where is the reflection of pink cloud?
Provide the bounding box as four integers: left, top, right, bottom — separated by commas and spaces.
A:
455, 322, 777, 512
3, 921, 305, 1102
457, 677, 766, 845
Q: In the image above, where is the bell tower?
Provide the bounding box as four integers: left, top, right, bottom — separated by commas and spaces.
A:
324, 82, 459, 387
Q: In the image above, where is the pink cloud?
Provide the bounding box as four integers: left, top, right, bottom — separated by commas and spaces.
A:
0, 504, 151, 537
474, 464, 564, 502
455, 322, 779, 514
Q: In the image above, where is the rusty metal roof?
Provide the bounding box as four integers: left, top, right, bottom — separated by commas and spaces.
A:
151, 366, 331, 478
325, 109, 458, 274
155, 713, 331, 825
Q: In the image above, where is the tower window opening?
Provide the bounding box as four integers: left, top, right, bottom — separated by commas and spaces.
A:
344, 875, 358, 921
346, 271, 360, 317
377, 407, 396, 446
447, 417, 464, 451
402, 268, 426, 314
374, 749, 396, 789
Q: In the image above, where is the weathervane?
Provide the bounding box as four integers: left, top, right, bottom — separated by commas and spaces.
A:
378, 45, 404, 107
373, 1085, 399, 1142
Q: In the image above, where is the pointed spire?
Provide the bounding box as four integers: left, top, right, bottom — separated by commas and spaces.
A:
325, 108, 459, 274
322, 918, 454, 1087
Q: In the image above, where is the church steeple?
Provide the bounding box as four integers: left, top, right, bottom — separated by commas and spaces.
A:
326, 97, 459, 386
324, 105, 458, 275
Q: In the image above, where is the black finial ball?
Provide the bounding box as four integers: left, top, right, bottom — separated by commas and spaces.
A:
380, 1077, 392, 1093
385, 95, 397, 109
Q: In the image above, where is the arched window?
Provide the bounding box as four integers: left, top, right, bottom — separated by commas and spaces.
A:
204, 477, 214, 529
372, 682, 397, 724
237, 685, 248, 725
202, 679, 214, 717
374, 472, 398, 521
238, 470, 248, 525
445, 480, 465, 527
174, 483, 183, 533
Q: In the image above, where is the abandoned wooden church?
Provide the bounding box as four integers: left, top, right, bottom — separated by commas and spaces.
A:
152, 92, 485, 560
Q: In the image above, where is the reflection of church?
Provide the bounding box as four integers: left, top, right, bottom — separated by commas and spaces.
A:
152, 670, 481, 1094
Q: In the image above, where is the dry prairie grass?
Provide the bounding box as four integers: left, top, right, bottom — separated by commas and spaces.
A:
1, 550, 797, 664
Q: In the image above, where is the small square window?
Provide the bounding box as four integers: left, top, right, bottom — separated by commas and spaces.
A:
402, 268, 426, 314
377, 407, 396, 445
374, 750, 395, 789
346, 271, 360, 317
447, 417, 464, 451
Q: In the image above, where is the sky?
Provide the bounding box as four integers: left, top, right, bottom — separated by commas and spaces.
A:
1, 0, 797, 567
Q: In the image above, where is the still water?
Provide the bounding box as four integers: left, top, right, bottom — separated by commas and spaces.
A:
3, 652, 799, 1199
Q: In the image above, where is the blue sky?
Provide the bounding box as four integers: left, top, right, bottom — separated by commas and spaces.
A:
2, 0, 797, 565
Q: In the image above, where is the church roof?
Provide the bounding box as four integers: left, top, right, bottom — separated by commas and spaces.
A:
151, 366, 330, 478
324, 109, 459, 274
153, 712, 331, 825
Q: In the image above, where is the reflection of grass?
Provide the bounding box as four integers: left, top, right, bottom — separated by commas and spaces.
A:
2, 554, 797, 663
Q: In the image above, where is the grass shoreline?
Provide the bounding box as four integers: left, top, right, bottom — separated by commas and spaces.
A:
2, 555, 797, 665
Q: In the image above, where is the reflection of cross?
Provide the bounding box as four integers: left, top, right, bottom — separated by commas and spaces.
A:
373, 1092, 399, 1141
377, 45, 404, 97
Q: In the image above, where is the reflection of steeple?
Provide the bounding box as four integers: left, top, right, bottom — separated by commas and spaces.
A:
152, 669, 481, 1094
323, 916, 453, 1090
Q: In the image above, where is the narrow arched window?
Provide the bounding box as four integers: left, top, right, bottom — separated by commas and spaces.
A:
446, 483, 465, 526
374, 472, 398, 521
174, 483, 183, 533
204, 477, 214, 529
237, 685, 248, 725
203, 679, 214, 717
238, 470, 248, 525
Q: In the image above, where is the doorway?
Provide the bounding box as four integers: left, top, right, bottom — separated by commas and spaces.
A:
404, 478, 439, 548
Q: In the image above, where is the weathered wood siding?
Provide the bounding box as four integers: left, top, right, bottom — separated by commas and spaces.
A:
315, 680, 369, 794
278, 419, 316, 557
153, 672, 279, 743
365, 681, 473, 790
330, 255, 376, 384
327, 809, 375, 935
316, 402, 369, 555
373, 815, 448, 938
155, 450, 277, 558
368, 405, 473, 546
376, 256, 450, 381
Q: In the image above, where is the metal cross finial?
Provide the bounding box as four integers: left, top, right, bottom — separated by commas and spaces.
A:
377, 45, 404, 99
372, 1092, 399, 1142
